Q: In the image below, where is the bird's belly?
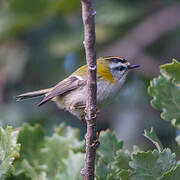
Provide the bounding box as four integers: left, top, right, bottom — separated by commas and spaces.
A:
53, 86, 86, 120
52, 79, 123, 119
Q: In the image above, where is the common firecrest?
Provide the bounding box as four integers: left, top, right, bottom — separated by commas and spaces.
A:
17, 56, 140, 120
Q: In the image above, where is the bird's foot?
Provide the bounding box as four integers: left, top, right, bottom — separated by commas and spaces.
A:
84, 107, 100, 119
90, 132, 100, 149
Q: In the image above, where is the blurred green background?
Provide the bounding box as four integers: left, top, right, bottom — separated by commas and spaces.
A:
0, 0, 179, 153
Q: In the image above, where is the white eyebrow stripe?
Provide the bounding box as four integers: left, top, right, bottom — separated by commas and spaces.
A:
109, 62, 125, 69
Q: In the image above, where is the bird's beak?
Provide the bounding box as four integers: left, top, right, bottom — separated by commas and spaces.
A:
127, 64, 140, 70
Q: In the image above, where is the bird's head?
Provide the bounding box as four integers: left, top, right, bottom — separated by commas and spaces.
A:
97, 56, 140, 83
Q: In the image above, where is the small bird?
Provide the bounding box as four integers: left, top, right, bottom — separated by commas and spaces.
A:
16, 56, 139, 120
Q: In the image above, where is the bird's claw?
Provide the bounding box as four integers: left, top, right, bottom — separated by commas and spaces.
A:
84, 107, 87, 113
90, 132, 100, 149
84, 107, 100, 119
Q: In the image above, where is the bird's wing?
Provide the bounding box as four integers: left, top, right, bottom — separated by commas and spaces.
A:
38, 76, 86, 106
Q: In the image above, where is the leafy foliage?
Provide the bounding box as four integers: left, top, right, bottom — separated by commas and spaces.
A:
0, 124, 179, 179
129, 149, 177, 180
95, 130, 126, 180
12, 123, 46, 179
148, 59, 180, 129
0, 126, 20, 179
96, 128, 179, 180
56, 151, 84, 180
8, 123, 84, 180
97, 130, 123, 164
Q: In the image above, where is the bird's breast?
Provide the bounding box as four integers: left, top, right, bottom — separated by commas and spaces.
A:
97, 76, 126, 106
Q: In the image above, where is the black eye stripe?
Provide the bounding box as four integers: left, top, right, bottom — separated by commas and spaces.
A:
121, 59, 127, 63
114, 66, 126, 71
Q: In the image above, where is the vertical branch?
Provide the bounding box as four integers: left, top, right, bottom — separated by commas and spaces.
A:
81, 0, 97, 179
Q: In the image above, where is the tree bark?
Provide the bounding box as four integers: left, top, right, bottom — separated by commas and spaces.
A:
81, 0, 97, 180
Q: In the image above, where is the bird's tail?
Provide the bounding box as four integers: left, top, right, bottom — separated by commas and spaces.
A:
16, 88, 52, 101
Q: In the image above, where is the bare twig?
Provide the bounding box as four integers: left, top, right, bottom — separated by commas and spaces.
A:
81, 0, 97, 180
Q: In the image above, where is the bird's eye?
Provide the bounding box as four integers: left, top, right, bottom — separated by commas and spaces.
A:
114, 66, 126, 71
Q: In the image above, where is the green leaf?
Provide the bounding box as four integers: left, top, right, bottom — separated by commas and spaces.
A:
115, 150, 131, 171
54, 123, 84, 152
130, 150, 160, 180
160, 165, 180, 180
40, 123, 84, 179
13, 123, 46, 178
41, 134, 70, 178
56, 151, 84, 180
95, 157, 117, 180
96, 131, 126, 180
16, 123, 45, 163
119, 169, 132, 180
157, 148, 176, 172
0, 126, 20, 179
144, 128, 163, 152
11, 123, 85, 179
129, 149, 177, 180
97, 130, 123, 164
160, 59, 180, 86
95, 158, 109, 180
148, 75, 180, 129
115, 150, 131, 179
18, 159, 47, 180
